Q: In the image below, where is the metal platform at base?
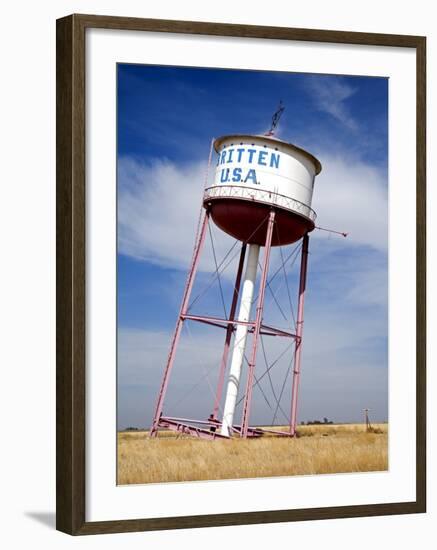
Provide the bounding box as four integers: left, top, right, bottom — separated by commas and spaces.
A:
155, 416, 295, 440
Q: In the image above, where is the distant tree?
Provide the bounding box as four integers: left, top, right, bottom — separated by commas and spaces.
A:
306, 418, 334, 426
125, 426, 138, 431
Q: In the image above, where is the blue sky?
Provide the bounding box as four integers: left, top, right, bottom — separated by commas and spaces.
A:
117, 63, 388, 430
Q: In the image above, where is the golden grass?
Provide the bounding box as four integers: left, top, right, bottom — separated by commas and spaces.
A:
117, 423, 388, 485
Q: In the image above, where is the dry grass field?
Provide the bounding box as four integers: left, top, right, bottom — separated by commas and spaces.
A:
117, 423, 388, 485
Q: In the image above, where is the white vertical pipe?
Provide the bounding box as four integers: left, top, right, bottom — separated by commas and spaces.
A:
220, 244, 260, 437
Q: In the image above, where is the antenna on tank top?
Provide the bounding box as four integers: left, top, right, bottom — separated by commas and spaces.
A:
265, 100, 285, 136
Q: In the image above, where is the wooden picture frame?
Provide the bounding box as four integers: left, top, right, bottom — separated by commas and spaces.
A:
56, 13, 426, 535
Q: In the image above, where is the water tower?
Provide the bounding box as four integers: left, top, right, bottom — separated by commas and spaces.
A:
150, 123, 322, 439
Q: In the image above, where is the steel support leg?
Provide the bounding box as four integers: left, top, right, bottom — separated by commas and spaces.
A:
211, 242, 247, 420
240, 210, 276, 438
290, 233, 309, 436
150, 211, 210, 437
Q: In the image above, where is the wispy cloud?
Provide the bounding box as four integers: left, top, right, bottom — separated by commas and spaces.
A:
118, 326, 228, 429
118, 288, 388, 429
117, 151, 387, 273
304, 76, 358, 130
313, 153, 387, 251
118, 157, 243, 276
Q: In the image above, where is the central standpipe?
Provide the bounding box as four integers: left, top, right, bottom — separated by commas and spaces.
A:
220, 244, 260, 437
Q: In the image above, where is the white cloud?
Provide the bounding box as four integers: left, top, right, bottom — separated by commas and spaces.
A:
305, 76, 358, 130
343, 260, 388, 308
312, 153, 388, 252
118, 327, 223, 387
118, 325, 235, 428
118, 157, 235, 274
118, 287, 388, 428
118, 152, 387, 272
118, 158, 204, 267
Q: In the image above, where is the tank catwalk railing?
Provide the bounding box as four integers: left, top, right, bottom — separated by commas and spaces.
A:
204, 185, 317, 222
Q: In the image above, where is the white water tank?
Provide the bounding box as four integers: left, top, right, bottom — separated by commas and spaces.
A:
204, 134, 322, 245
